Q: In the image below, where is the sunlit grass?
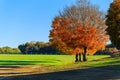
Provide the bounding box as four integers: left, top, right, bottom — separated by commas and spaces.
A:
0, 54, 75, 66
0, 54, 120, 70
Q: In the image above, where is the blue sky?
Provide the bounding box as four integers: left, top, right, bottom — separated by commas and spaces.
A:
0, 0, 113, 48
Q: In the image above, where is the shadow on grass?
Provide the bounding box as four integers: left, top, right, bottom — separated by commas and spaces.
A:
0, 66, 20, 68
0, 60, 61, 65
1, 64, 120, 80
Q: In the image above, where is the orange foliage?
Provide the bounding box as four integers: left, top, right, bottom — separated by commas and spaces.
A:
71, 48, 83, 55
50, 17, 108, 55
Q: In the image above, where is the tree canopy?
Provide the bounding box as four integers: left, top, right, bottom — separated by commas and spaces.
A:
50, 0, 108, 61
18, 41, 60, 54
106, 0, 120, 49
0, 46, 21, 54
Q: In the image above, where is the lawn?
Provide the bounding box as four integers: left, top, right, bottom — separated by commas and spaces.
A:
1, 54, 120, 79
0, 54, 119, 68
0, 54, 75, 66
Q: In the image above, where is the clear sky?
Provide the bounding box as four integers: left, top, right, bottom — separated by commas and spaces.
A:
0, 0, 113, 48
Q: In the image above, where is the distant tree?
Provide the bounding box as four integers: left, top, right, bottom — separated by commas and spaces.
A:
18, 44, 26, 54
0, 46, 21, 54
18, 41, 60, 54
49, 0, 108, 62
12, 48, 21, 54
25, 42, 35, 54
106, 0, 120, 49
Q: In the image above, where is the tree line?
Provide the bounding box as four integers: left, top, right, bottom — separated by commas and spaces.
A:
0, 42, 115, 55
0, 42, 61, 54
18, 41, 60, 54
0, 46, 21, 54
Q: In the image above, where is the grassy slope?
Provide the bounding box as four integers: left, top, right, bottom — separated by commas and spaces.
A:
0, 54, 120, 70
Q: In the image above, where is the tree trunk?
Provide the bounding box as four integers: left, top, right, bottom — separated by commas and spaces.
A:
83, 46, 87, 61
78, 53, 82, 62
75, 53, 79, 62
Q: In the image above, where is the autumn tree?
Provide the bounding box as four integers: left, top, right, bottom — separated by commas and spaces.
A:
106, 0, 120, 49
50, 0, 108, 62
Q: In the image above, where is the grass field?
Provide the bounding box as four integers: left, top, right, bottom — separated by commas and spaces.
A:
0, 54, 120, 69
0, 54, 75, 66
1, 54, 120, 80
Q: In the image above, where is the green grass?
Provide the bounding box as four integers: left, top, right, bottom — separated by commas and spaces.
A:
0, 54, 75, 66
0, 54, 120, 70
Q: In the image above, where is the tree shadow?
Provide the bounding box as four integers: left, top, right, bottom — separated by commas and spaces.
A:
1, 64, 120, 80
0, 60, 61, 66
0, 66, 20, 68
